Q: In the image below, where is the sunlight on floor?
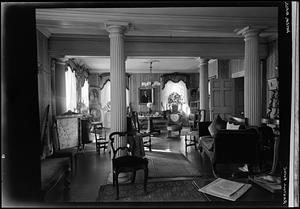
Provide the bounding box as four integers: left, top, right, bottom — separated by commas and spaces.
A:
150, 148, 172, 153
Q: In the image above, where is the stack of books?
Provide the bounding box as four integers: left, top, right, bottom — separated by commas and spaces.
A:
195, 178, 252, 201
248, 174, 281, 193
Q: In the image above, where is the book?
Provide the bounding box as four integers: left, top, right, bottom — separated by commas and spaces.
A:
199, 178, 252, 201
248, 174, 281, 193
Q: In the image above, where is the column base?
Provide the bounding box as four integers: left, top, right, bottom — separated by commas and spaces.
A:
107, 172, 131, 184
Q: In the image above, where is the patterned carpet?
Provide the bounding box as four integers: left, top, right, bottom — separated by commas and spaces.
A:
97, 179, 209, 202
146, 151, 201, 178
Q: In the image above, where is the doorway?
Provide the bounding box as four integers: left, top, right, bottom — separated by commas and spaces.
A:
234, 77, 244, 116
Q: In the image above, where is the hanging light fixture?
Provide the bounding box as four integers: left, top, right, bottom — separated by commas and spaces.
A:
141, 60, 161, 88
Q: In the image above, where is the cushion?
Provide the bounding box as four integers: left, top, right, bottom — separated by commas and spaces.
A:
208, 115, 226, 137
170, 113, 180, 123
226, 122, 240, 130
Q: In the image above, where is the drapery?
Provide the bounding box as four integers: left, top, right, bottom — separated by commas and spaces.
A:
161, 73, 190, 89
161, 80, 190, 115
81, 80, 89, 113
100, 80, 129, 109
65, 66, 77, 112
101, 80, 111, 110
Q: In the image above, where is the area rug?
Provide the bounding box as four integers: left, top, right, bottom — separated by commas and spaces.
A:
146, 151, 201, 178
97, 179, 209, 202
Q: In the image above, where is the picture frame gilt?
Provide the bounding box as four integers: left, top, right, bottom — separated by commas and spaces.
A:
139, 88, 154, 104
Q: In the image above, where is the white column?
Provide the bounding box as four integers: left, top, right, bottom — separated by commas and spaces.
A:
105, 22, 130, 183
106, 22, 129, 152
239, 27, 262, 126
198, 58, 209, 121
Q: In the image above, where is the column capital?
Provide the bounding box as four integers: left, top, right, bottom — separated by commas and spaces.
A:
235, 26, 261, 41
105, 21, 131, 36
196, 57, 210, 66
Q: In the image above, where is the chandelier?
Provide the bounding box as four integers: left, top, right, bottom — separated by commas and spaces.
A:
141, 60, 161, 88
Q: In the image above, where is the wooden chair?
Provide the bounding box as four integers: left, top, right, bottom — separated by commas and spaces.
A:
109, 131, 148, 200
91, 122, 108, 154
130, 112, 152, 151
185, 109, 206, 152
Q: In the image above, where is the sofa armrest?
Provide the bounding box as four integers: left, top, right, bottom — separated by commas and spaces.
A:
41, 157, 71, 198
198, 121, 211, 137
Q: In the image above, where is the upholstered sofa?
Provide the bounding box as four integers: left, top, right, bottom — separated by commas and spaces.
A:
198, 115, 260, 176
41, 155, 72, 199
40, 145, 78, 199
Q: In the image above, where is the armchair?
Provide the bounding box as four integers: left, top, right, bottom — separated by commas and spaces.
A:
166, 112, 183, 137
198, 115, 260, 177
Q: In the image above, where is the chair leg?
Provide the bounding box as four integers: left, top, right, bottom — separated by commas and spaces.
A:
131, 171, 136, 183
112, 171, 115, 186
144, 168, 148, 193
115, 172, 119, 200
212, 163, 218, 178
149, 136, 152, 151
185, 135, 187, 153
194, 136, 198, 150
96, 142, 100, 154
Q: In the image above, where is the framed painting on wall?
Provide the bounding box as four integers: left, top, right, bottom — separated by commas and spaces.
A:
89, 87, 100, 104
139, 88, 154, 104
190, 88, 199, 101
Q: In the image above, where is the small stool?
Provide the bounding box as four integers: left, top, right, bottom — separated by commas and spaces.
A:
185, 130, 198, 153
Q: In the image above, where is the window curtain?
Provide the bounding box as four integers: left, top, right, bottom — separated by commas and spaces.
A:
100, 80, 129, 109
81, 80, 89, 113
100, 80, 111, 110
65, 66, 77, 112
161, 80, 190, 115
161, 73, 190, 89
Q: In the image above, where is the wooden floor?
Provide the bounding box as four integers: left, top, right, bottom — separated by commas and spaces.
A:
44, 128, 243, 204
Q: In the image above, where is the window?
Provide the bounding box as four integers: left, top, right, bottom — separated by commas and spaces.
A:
161, 80, 189, 115
100, 80, 130, 110
65, 66, 77, 112
81, 80, 89, 113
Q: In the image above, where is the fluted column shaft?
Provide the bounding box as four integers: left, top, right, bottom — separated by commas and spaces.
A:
198, 58, 209, 121
106, 24, 128, 157
243, 29, 262, 126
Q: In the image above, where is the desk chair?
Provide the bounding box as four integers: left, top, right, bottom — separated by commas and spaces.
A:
109, 131, 148, 200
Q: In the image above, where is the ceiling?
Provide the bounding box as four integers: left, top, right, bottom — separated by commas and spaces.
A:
36, 6, 278, 73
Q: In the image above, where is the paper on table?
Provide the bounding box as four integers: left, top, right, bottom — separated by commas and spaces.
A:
199, 178, 252, 201
206, 178, 245, 197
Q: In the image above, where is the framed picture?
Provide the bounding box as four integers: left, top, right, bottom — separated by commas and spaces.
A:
190, 88, 199, 101
89, 87, 100, 104
268, 78, 278, 90
139, 88, 154, 104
